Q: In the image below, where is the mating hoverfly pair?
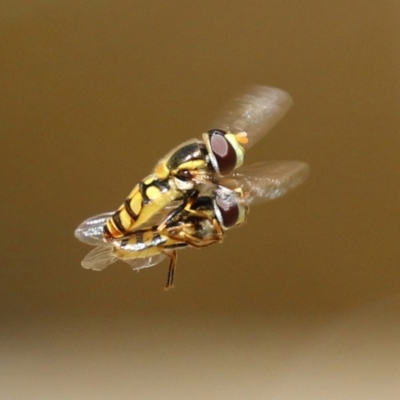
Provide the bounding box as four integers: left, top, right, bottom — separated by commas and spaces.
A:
75, 86, 309, 289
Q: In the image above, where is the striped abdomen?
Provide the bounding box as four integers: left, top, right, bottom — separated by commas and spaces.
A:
104, 175, 181, 241
112, 227, 188, 259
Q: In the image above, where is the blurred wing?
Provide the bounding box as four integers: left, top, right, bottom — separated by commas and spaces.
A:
142, 200, 184, 228
81, 244, 117, 271
80, 241, 167, 272
74, 212, 113, 245
112, 234, 170, 271
210, 86, 293, 149
220, 161, 310, 205
124, 252, 167, 271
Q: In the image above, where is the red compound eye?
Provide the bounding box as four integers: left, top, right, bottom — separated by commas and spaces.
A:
214, 194, 239, 228
208, 129, 237, 175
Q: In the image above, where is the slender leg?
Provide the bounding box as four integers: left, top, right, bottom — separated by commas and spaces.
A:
164, 219, 224, 248
181, 207, 214, 222
163, 250, 177, 290
182, 236, 222, 248
211, 217, 224, 237
157, 191, 199, 232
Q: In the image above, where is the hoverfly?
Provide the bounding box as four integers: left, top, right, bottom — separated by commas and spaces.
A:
103, 86, 294, 241
75, 161, 309, 289
75, 195, 224, 289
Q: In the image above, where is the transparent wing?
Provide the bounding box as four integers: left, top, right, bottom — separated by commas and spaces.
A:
80, 244, 118, 271
74, 212, 113, 245
210, 86, 293, 149
142, 200, 183, 228
79, 241, 167, 272
111, 234, 171, 271
218, 161, 310, 205
124, 252, 167, 271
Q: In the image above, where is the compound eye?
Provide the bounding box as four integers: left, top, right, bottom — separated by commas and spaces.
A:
207, 129, 237, 175
214, 195, 239, 228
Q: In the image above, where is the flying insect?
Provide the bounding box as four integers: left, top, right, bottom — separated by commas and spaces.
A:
103, 86, 294, 240
75, 161, 309, 288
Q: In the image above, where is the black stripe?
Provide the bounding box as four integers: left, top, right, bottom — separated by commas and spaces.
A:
124, 198, 138, 220
136, 231, 144, 245
121, 237, 129, 249
112, 211, 125, 232
140, 179, 171, 205
153, 179, 170, 193
139, 181, 150, 204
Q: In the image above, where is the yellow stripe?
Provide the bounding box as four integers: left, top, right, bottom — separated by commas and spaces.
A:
119, 209, 132, 230
129, 192, 142, 216
178, 160, 207, 171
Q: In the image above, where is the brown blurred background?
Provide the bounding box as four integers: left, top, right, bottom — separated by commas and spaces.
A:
1, 1, 399, 399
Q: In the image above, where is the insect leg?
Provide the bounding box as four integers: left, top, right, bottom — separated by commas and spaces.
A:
157, 190, 199, 232
181, 235, 223, 248
185, 217, 225, 247
163, 250, 177, 290
164, 220, 224, 248
179, 207, 214, 222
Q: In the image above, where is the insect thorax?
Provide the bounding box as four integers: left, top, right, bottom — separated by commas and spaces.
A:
155, 139, 211, 180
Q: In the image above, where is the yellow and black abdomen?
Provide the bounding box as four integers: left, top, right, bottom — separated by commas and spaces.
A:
104, 175, 182, 240
104, 140, 212, 242
112, 227, 187, 260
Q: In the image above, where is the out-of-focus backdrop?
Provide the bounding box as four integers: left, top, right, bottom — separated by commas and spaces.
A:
1, 1, 399, 399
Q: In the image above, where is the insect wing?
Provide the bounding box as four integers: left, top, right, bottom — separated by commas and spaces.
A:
112, 232, 171, 271
80, 244, 118, 271
124, 252, 167, 271
141, 200, 184, 229
74, 212, 113, 245
221, 161, 310, 205
80, 241, 168, 272
210, 86, 293, 149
